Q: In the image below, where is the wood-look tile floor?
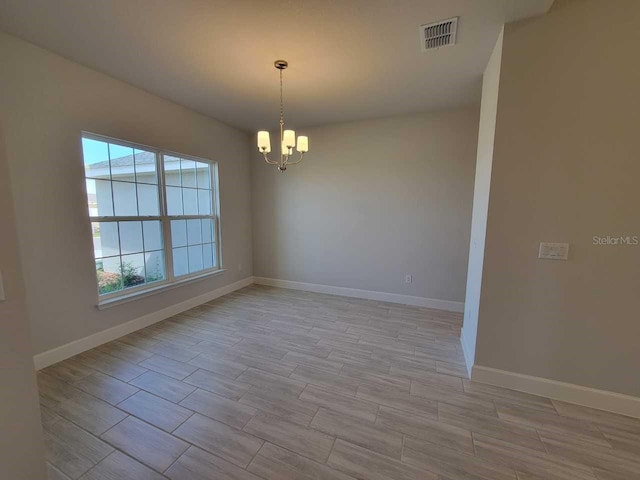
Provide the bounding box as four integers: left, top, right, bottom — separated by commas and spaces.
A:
39, 285, 640, 480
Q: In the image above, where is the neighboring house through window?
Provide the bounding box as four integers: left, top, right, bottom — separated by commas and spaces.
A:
81, 133, 220, 301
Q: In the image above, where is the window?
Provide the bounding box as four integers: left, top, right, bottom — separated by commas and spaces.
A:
81, 133, 220, 301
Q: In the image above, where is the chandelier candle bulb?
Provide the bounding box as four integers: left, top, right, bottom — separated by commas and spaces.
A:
257, 131, 271, 152
297, 136, 308, 153
283, 130, 296, 148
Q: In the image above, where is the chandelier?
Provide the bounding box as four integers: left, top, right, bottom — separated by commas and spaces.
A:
257, 60, 309, 172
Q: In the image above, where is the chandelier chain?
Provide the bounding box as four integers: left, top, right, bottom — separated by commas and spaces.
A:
279, 68, 284, 127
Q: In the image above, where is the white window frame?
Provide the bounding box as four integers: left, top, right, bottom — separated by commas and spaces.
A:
82, 132, 223, 307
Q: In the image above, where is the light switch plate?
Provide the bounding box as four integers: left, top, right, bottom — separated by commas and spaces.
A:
538, 242, 569, 260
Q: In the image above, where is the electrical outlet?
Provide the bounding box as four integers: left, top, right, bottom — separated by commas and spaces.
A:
405, 275, 412, 284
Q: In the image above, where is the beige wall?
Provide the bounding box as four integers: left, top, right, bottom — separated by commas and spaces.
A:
251, 109, 479, 304
0, 123, 46, 478
0, 32, 253, 355
461, 28, 503, 370
475, 0, 640, 396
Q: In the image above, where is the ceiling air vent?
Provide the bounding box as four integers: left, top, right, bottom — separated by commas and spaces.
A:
420, 17, 458, 51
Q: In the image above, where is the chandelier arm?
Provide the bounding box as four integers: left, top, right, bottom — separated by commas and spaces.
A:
286, 152, 305, 165
262, 153, 279, 165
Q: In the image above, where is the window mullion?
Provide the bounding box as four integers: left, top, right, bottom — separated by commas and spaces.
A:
200, 210, 204, 271
140, 219, 147, 283
215, 215, 221, 268
212, 163, 221, 269
108, 143, 116, 216
158, 152, 175, 282
115, 220, 124, 291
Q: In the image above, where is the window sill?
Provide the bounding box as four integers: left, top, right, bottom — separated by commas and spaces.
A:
97, 269, 226, 310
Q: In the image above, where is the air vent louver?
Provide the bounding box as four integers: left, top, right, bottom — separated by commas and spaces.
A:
420, 17, 458, 51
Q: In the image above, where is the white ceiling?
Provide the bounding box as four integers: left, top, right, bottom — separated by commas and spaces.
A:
0, 0, 553, 131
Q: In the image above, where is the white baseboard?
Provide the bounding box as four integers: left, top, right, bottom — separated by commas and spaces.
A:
459, 329, 474, 379
253, 277, 464, 313
33, 276, 253, 370
472, 365, 640, 419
